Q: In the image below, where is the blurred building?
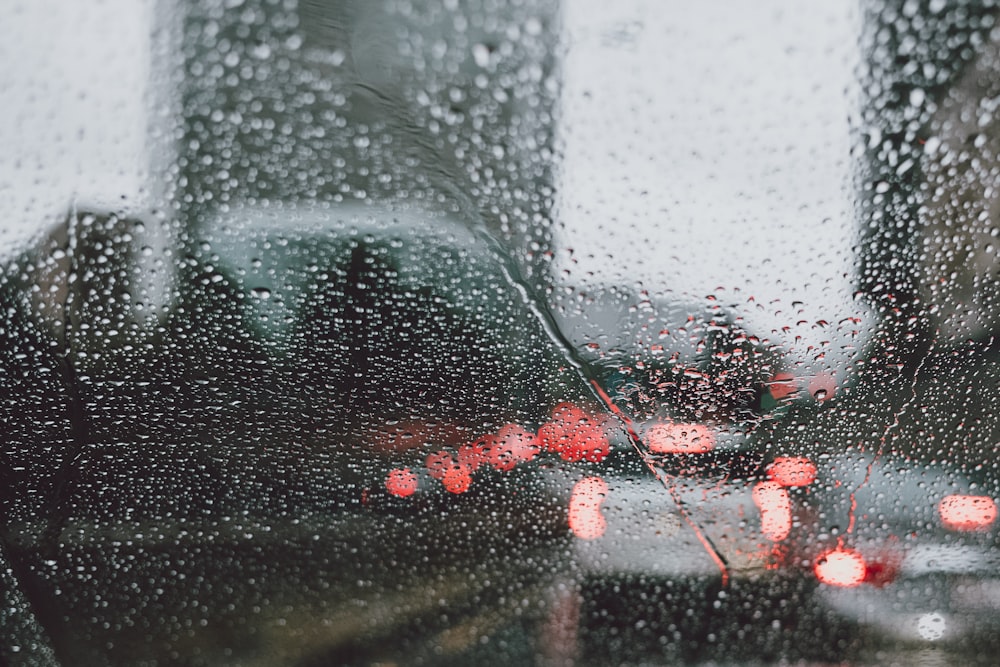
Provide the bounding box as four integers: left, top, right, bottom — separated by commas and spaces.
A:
856, 0, 1000, 353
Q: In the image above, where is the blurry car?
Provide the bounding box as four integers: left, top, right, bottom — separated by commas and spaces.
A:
528, 406, 1000, 663
808, 451, 1000, 649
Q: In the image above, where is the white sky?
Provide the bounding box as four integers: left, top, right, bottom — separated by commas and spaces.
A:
557, 0, 870, 369
0, 0, 150, 254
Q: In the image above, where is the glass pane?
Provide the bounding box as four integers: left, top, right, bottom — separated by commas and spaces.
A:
2, 0, 1000, 665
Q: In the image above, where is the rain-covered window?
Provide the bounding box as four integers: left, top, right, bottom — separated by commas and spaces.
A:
3, 1, 1000, 665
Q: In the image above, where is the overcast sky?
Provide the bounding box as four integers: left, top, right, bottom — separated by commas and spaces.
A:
0, 0, 151, 253
0, 0, 869, 370
557, 0, 868, 370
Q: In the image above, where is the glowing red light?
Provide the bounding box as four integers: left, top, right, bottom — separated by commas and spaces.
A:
488, 424, 539, 472
441, 463, 473, 494
938, 494, 998, 531
767, 456, 817, 487
385, 468, 418, 498
752, 481, 792, 541
568, 476, 608, 540
643, 421, 715, 454
814, 548, 866, 587
538, 402, 611, 463
862, 557, 899, 587
457, 435, 492, 472
767, 372, 799, 401
425, 450, 454, 480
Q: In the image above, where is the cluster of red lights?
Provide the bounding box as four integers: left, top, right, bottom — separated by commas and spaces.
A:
811, 492, 1000, 589
538, 403, 612, 463
384, 403, 614, 499
382, 401, 999, 588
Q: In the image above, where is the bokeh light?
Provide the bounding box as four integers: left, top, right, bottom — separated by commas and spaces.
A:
752, 481, 792, 541
814, 548, 867, 587
767, 456, 817, 487
569, 476, 609, 540
538, 402, 611, 463
385, 468, 418, 498
441, 463, 473, 494
643, 421, 715, 454
488, 424, 539, 471
938, 494, 998, 531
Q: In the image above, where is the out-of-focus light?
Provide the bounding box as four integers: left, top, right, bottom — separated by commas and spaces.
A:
767, 372, 799, 400
938, 494, 998, 531
488, 424, 539, 471
814, 548, 866, 587
752, 481, 792, 541
385, 468, 418, 497
916, 612, 947, 641
767, 456, 817, 487
457, 435, 491, 472
643, 421, 715, 454
569, 476, 608, 540
425, 450, 454, 480
441, 464, 473, 494
538, 402, 611, 463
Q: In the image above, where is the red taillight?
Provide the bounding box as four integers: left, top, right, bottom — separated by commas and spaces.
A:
538, 403, 611, 463
488, 424, 539, 471
643, 421, 715, 454
385, 468, 418, 498
441, 464, 473, 494
457, 435, 492, 472
767, 456, 817, 487
752, 481, 792, 541
568, 476, 608, 540
814, 548, 866, 587
424, 450, 473, 493
425, 450, 454, 480
807, 373, 837, 402
938, 494, 998, 531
